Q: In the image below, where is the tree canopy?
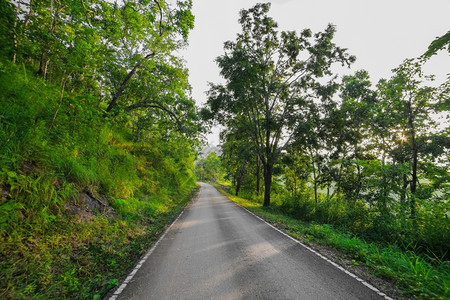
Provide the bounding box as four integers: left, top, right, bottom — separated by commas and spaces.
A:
0, 1, 201, 298
201, 2, 449, 264
203, 3, 355, 206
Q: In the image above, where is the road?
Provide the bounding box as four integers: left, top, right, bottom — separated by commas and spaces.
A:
110, 183, 387, 300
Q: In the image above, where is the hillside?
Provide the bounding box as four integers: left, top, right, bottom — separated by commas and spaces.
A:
0, 0, 200, 298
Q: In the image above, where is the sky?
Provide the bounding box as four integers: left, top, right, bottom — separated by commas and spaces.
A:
180, 0, 450, 146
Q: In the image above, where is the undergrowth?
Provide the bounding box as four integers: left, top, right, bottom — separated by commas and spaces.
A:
0, 62, 198, 299
214, 185, 450, 299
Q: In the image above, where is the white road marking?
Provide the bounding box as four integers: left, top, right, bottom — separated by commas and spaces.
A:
237, 204, 394, 300
108, 210, 185, 300
109, 185, 393, 300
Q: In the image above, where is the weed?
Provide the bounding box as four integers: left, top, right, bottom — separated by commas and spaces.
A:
215, 185, 450, 299
0, 63, 199, 299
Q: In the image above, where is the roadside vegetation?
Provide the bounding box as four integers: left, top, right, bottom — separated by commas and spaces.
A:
0, 0, 199, 298
1, 0, 448, 298
200, 3, 449, 299
214, 185, 449, 299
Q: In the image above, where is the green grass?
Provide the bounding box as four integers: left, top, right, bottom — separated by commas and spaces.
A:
0, 171, 198, 299
214, 185, 450, 299
0, 61, 199, 299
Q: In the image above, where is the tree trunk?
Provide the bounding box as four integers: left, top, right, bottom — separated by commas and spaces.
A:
13, 0, 34, 63
256, 155, 261, 195
38, 1, 58, 78
263, 163, 272, 206
235, 163, 245, 196
314, 181, 318, 204
43, 59, 50, 80
293, 177, 297, 197
355, 146, 362, 198
50, 72, 70, 129
37, 53, 45, 76
232, 173, 236, 189
407, 101, 418, 219
105, 64, 140, 113
99, 79, 103, 103
137, 118, 142, 142
311, 157, 318, 204
400, 173, 408, 203
105, 53, 157, 114
13, 6, 20, 63
356, 163, 362, 197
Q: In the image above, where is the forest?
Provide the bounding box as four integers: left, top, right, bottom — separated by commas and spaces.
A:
0, 0, 200, 298
0, 0, 448, 299
198, 3, 449, 298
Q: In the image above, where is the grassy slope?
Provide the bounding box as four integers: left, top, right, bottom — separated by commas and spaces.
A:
213, 185, 449, 299
0, 62, 199, 299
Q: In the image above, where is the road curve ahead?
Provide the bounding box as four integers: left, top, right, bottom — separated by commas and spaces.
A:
112, 183, 386, 300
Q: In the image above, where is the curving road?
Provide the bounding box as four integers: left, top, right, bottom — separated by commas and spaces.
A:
110, 183, 387, 300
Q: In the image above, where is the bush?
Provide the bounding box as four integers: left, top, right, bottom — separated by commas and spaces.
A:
0, 60, 198, 299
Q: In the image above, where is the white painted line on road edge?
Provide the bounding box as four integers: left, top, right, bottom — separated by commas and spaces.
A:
238, 206, 394, 300
108, 210, 185, 300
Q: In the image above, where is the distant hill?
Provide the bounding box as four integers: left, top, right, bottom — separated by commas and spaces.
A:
199, 145, 222, 158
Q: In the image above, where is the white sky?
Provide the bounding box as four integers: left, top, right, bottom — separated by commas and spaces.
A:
180, 0, 450, 146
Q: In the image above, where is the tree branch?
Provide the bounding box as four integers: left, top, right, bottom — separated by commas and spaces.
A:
104, 0, 166, 115
125, 100, 182, 130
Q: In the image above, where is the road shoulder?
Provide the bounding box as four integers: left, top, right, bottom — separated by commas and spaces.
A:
213, 184, 404, 300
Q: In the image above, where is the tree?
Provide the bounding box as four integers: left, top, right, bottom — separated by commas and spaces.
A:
0, 1, 15, 61
103, 0, 194, 114
329, 70, 377, 200
281, 148, 310, 197
123, 58, 201, 140
195, 152, 222, 183
6, 0, 194, 122
288, 88, 327, 202
204, 3, 354, 206
376, 59, 442, 218
220, 121, 259, 196
422, 30, 450, 59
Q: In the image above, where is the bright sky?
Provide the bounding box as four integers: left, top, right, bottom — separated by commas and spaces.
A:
180, 0, 450, 146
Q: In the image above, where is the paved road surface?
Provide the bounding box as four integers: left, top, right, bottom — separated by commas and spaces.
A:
112, 183, 386, 299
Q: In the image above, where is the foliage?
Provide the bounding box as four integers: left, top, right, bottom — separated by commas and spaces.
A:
206, 5, 449, 261
194, 152, 223, 183
220, 123, 262, 196
0, 59, 198, 298
0, 0, 199, 298
215, 185, 449, 299
423, 30, 450, 59
203, 3, 355, 206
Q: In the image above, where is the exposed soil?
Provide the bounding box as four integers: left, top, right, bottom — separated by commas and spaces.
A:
65, 191, 116, 222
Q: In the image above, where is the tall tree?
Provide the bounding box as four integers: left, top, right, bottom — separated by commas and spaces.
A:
376, 59, 441, 218
220, 121, 258, 196
328, 70, 377, 200
6, 0, 194, 119
204, 3, 354, 206
103, 0, 194, 113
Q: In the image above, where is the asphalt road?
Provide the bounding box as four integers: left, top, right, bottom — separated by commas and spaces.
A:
111, 183, 386, 300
